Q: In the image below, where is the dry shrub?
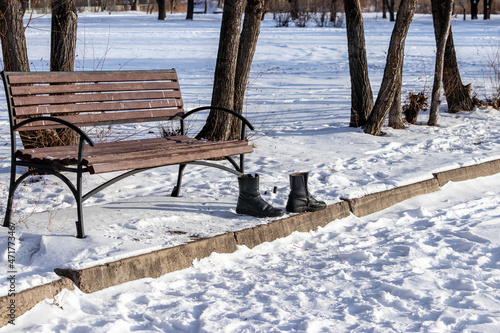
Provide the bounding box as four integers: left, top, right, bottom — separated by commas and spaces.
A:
403, 92, 428, 124
472, 95, 500, 110
158, 121, 183, 137
20, 128, 79, 149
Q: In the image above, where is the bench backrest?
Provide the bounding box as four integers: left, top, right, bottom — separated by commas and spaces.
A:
2, 69, 184, 132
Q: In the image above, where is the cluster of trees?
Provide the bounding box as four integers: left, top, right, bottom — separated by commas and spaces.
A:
1, 0, 80, 147
0, 0, 263, 145
0, 0, 489, 147
271, 0, 344, 27
345, 0, 474, 135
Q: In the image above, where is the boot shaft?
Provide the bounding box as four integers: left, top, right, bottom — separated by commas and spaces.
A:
238, 174, 261, 198
289, 172, 308, 198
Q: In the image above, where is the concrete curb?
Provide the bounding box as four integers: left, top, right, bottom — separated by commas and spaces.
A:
3, 158, 500, 326
234, 201, 351, 249
433, 159, 500, 186
55, 232, 238, 294
341, 178, 440, 217
0, 277, 74, 327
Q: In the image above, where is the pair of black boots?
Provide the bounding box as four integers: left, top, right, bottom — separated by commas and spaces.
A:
236, 172, 326, 218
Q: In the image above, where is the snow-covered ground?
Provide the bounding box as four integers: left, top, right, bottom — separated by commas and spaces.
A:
6, 174, 500, 332
0, 10, 500, 331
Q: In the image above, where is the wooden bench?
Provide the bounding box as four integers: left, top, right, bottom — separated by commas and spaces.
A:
2, 69, 254, 238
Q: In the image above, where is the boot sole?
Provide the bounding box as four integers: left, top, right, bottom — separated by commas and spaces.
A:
236, 209, 284, 218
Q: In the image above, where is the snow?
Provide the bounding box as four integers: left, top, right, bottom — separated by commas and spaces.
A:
0, 10, 500, 332
6, 176, 500, 332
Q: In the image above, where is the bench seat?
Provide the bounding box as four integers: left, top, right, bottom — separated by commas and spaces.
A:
16, 136, 253, 174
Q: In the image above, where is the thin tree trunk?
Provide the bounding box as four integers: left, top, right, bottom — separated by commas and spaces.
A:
428, 0, 453, 126
389, 0, 395, 21
343, 0, 373, 127
197, 0, 246, 141
364, 0, 417, 136
0, 0, 30, 72
232, 0, 265, 137
383, 0, 388, 18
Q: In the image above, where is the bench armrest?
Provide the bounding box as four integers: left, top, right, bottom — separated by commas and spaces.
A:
14, 117, 95, 147
182, 106, 255, 131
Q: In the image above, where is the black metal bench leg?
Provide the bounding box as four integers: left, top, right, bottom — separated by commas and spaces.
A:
75, 163, 86, 238
4, 165, 22, 228
171, 163, 187, 197
75, 193, 85, 238
3, 186, 15, 228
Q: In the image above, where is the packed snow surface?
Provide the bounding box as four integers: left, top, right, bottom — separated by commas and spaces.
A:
0, 10, 499, 332
6, 175, 500, 332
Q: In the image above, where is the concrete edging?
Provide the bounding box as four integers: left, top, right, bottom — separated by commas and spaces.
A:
3, 158, 500, 326
341, 178, 440, 217
234, 201, 350, 249
433, 159, 500, 186
0, 277, 74, 327
55, 232, 238, 294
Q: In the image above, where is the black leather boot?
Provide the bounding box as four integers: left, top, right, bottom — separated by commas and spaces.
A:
236, 174, 284, 218
286, 172, 326, 213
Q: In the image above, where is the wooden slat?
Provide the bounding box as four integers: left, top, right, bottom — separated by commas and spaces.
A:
86, 140, 250, 165
89, 144, 254, 174
14, 99, 184, 116
12, 90, 183, 107
15, 109, 184, 130
79, 137, 196, 157
17, 136, 194, 160
10, 81, 180, 96
7, 70, 177, 85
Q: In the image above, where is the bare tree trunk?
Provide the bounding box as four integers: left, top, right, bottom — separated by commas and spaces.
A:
343, 0, 373, 127
364, 0, 417, 136
186, 0, 194, 19
428, 0, 453, 126
197, 0, 246, 141
51, 0, 77, 71
0, 1, 38, 148
440, 30, 473, 112
470, 0, 478, 19
389, 0, 395, 21
50, 0, 79, 147
330, 0, 340, 24
388, 66, 405, 128
459, 1, 466, 20
130, 0, 138, 10
232, 0, 265, 137
383, 0, 388, 18
0, 0, 30, 72
157, 0, 166, 19
484, 0, 492, 19
290, 0, 299, 20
